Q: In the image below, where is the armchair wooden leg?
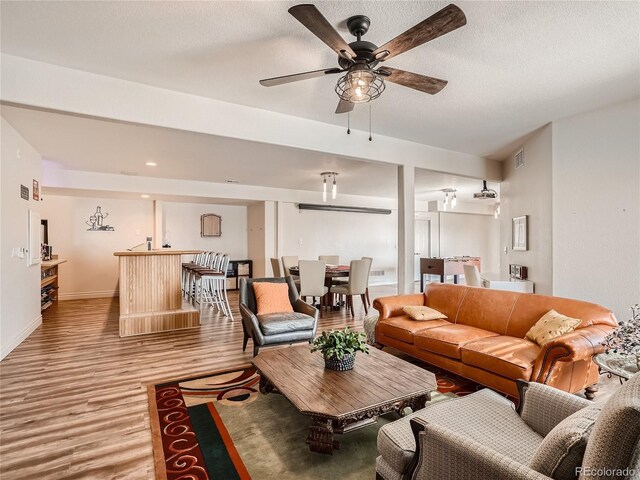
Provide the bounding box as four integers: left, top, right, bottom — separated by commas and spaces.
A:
585, 384, 598, 400
348, 295, 354, 317
253, 344, 260, 357
365, 287, 371, 307
361, 294, 368, 315
242, 333, 249, 352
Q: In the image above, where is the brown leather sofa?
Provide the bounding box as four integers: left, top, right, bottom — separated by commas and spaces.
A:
373, 283, 617, 398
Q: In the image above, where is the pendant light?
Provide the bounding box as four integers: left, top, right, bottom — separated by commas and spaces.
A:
321, 172, 339, 202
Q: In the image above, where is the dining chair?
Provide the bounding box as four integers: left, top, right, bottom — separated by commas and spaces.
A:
298, 260, 328, 317
463, 264, 483, 287
330, 259, 369, 317
281, 255, 301, 289
332, 256, 372, 306
270, 257, 283, 277
362, 256, 373, 306
318, 255, 339, 265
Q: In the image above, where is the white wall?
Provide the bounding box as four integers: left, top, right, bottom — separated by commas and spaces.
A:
279, 203, 398, 285
439, 212, 501, 276
39, 195, 248, 299
552, 99, 640, 320
1, 117, 42, 360
162, 202, 247, 257
500, 124, 553, 294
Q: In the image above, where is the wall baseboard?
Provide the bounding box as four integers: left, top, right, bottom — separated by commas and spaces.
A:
0, 314, 42, 361
59, 290, 119, 300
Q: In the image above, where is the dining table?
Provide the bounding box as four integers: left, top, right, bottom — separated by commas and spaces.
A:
288, 264, 349, 309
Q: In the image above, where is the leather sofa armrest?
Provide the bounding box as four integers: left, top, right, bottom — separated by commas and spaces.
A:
532, 325, 614, 384
372, 294, 425, 320
409, 419, 551, 480
240, 303, 265, 345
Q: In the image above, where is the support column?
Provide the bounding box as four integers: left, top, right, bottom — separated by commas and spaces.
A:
153, 200, 163, 249
397, 165, 415, 294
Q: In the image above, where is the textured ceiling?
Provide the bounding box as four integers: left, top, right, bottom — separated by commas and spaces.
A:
2, 105, 498, 202
1, 1, 638, 157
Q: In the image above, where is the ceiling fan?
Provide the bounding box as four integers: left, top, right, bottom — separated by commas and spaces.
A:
259, 3, 467, 114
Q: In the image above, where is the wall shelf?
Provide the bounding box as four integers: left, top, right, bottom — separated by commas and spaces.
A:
41, 259, 66, 312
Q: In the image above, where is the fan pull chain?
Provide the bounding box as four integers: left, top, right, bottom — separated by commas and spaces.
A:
369, 104, 372, 141
347, 112, 351, 135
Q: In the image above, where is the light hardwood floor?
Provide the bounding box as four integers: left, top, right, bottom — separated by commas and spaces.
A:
0, 286, 396, 479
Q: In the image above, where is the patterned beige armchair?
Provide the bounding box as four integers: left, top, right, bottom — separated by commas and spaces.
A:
376, 374, 639, 480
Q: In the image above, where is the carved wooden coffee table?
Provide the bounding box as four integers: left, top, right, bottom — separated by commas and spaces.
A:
252, 344, 436, 454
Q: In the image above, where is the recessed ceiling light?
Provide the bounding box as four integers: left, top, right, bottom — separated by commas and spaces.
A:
145, 162, 157, 166
225, 180, 240, 184
141, 194, 150, 198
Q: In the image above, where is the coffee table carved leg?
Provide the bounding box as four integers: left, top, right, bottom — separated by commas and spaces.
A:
398, 393, 431, 416
306, 417, 339, 454
259, 375, 274, 394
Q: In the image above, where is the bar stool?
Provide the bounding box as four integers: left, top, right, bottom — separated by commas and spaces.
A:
191, 252, 218, 304
182, 252, 203, 295
197, 254, 234, 320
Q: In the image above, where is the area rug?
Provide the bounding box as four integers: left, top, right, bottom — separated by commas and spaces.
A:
148, 363, 490, 480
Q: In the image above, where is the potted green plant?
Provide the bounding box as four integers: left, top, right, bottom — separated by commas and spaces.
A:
311, 327, 369, 371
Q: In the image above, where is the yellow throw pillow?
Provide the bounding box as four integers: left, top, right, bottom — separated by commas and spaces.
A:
402, 306, 447, 321
252, 282, 294, 316
525, 310, 582, 346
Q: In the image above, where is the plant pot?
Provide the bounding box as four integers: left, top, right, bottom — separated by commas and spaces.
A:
324, 353, 355, 371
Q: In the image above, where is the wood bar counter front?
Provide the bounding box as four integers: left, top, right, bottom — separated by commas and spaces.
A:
114, 250, 200, 337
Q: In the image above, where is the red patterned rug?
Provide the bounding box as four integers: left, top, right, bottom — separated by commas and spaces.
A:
148, 362, 511, 480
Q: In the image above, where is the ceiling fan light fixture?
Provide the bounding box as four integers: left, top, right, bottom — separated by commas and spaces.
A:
335, 64, 385, 104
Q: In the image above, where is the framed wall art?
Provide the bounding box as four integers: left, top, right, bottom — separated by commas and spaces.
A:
201, 214, 222, 237
512, 215, 528, 251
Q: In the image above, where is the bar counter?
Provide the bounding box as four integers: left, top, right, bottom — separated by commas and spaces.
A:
114, 250, 200, 337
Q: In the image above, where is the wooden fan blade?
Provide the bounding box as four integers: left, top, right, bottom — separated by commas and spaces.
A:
373, 4, 466, 62
335, 98, 354, 114
289, 4, 357, 58
379, 67, 448, 95
259, 68, 342, 87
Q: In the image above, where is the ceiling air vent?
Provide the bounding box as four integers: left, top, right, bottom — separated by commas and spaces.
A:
515, 148, 524, 169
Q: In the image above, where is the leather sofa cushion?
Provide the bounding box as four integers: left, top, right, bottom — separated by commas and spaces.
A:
424, 283, 469, 322
258, 312, 315, 335
461, 336, 540, 380
506, 294, 618, 338
414, 324, 498, 359
455, 287, 520, 334
378, 316, 451, 344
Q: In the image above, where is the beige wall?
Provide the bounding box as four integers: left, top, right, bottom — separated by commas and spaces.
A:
440, 212, 501, 276
1, 118, 42, 359
552, 99, 640, 320
39, 196, 248, 299
247, 202, 267, 278
39, 195, 154, 299
500, 124, 553, 294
